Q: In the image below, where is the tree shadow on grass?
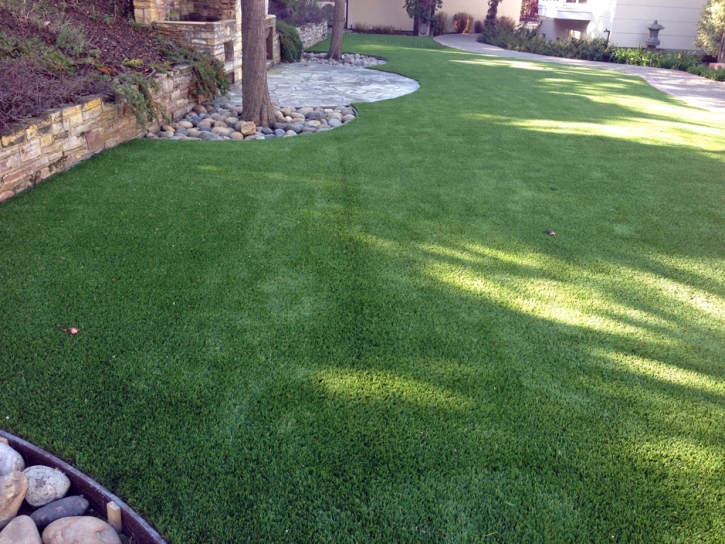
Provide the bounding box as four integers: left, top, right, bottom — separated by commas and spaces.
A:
2, 35, 725, 543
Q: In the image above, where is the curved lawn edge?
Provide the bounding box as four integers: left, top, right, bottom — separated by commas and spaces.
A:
0, 429, 166, 544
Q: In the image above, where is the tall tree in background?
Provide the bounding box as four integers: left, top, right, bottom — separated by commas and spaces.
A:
695, 0, 725, 58
404, 0, 442, 36
328, 0, 345, 60
484, 0, 503, 31
241, 0, 274, 126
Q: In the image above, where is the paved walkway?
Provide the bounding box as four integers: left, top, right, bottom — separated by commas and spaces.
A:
224, 62, 420, 107
436, 34, 725, 117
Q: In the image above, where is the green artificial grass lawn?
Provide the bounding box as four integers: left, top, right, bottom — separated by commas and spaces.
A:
2, 34, 725, 542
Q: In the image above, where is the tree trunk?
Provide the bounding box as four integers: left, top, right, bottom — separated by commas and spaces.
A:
413, 13, 420, 36
328, 0, 345, 60
428, 0, 436, 35
241, 0, 274, 126
719, 27, 725, 64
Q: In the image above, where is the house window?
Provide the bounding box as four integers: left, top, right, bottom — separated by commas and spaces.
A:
224, 41, 234, 62
568, 29, 582, 39
565, 0, 587, 3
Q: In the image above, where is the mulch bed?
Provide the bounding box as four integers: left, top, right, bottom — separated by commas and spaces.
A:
0, 0, 170, 135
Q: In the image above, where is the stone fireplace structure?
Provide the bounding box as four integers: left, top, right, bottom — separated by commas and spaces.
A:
133, 0, 280, 84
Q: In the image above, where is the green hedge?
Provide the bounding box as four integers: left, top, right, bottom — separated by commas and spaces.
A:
478, 27, 725, 82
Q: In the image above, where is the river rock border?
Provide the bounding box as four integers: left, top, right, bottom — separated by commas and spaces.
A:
146, 52, 394, 141
0, 430, 165, 544
147, 101, 357, 140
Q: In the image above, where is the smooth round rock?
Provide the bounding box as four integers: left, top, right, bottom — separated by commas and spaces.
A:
157, 131, 174, 138
305, 111, 325, 121
176, 121, 193, 129
31, 496, 89, 530
238, 121, 257, 136
23, 466, 70, 508
0, 444, 24, 477
342, 115, 356, 123
0, 515, 41, 544
273, 128, 286, 137
0, 471, 27, 530
260, 127, 273, 135
192, 105, 207, 114
284, 130, 297, 137
328, 119, 343, 128
230, 132, 244, 140
186, 129, 202, 138
42, 517, 120, 544
199, 132, 222, 141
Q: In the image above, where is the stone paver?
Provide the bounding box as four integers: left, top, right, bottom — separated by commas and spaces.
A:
223, 61, 420, 107
436, 34, 725, 118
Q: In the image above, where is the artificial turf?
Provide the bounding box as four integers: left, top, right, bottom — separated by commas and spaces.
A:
1, 34, 725, 542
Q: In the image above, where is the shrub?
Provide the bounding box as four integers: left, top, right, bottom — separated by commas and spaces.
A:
695, 0, 725, 57
270, 0, 327, 25
108, 72, 164, 129
477, 26, 725, 82
520, 0, 538, 21
496, 16, 517, 33
55, 23, 85, 56
434, 11, 449, 35
276, 21, 303, 62
321, 3, 334, 25
452, 12, 473, 34
474, 20, 483, 34
161, 40, 230, 99
370, 25, 398, 35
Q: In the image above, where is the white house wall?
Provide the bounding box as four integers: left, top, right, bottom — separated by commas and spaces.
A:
347, 0, 523, 33
539, 0, 708, 51
608, 0, 708, 50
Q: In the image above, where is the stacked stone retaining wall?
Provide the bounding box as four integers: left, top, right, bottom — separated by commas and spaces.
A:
298, 22, 328, 50
0, 65, 195, 203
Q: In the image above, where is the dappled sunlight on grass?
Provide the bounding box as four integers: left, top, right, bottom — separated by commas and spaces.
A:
424, 258, 653, 338
452, 58, 549, 71
592, 348, 725, 399
317, 368, 475, 411
467, 113, 725, 154
355, 233, 725, 360
3, 34, 725, 542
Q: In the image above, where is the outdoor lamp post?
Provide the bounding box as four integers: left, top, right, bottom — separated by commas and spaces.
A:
645, 20, 664, 51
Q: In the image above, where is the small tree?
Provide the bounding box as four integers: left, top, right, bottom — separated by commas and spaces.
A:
241, 0, 274, 126
404, 0, 443, 35
328, 0, 345, 60
484, 0, 503, 31
695, 0, 725, 58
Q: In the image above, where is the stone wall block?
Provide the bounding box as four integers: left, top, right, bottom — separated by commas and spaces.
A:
61, 134, 87, 153
20, 139, 41, 162
0, 152, 21, 172
1, 131, 26, 148
85, 129, 105, 153
1, 65, 194, 202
